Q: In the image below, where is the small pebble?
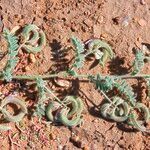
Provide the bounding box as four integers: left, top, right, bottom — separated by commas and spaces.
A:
83, 146, 90, 150
93, 25, 101, 38
29, 53, 36, 63
70, 136, 82, 148
49, 133, 56, 140
122, 16, 131, 27
140, 0, 146, 5
138, 19, 147, 27
83, 19, 92, 27
24, 66, 30, 72
100, 33, 108, 40
54, 78, 70, 88
97, 16, 104, 24
135, 37, 142, 48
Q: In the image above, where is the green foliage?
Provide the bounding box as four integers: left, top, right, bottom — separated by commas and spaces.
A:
36, 77, 46, 101
89, 74, 114, 92
22, 24, 46, 53
2, 29, 19, 81
114, 80, 136, 105
132, 50, 145, 75
71, 37, 114, 68
34, 77, 47, 118
0, 96, 27, 122
71, 36, 85, 68
71, 36, 84, 54
128, 103, 150, 132
0, 24, 150, 132
67, 69, 78, 76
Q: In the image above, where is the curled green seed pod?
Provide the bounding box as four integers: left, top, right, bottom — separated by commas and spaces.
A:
0, 96, 27, 122
100, 97, 130, 122
46, 101, 61, 122
63, 96, 79, 117
109, 97, 130, 122
76, 97, 84, 114
22, 24, 46, 53
88, 39, 114, 66
100, 103, 112, 118
63, 96, 84, 117
128, 103, 150, 132
22, 24, 39, 43
99, 50, 109, 66
46, 96, 84, 127
58, 108, 82, 127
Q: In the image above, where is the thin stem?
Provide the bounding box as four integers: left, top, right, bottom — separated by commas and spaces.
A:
0, 72, 149, 81
101, 90, 113, 104
44, 86, 67, 108
114, 74, 150, 79
13, 74, 59, 80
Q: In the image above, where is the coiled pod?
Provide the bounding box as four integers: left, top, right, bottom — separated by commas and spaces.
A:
46, 101, 61, 122
100, 97, 130, 122
128, 103, 150, 132
21, 24, 46, 53
0, 96, 27, 122
88, 39, 114, 66
46, 96, 84, 127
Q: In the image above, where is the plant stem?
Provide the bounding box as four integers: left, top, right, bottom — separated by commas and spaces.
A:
113, 74, 150, 79
0, 72, 149, 81
84, 49, 97, 57
101, 90, 112, 103
44, 86, 67, 108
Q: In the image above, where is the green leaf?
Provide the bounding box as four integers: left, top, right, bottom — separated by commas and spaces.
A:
34, 77, 47, 118
132, 50, 145, 75
114, 79, 136, 105
34, 103, 46, 118
90, 74, 114, 92
2, 28, 19, 81
36, 77, 46, 101
67, 69, 77, 76
73, 54, 85, 68
71, 36, 85, 69
71, 36, 84, 54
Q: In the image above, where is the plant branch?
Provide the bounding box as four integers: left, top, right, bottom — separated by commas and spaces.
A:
0, 72, 149, 81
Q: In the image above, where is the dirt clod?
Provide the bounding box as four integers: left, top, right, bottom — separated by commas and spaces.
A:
140, 0, 146, 5
138, 19, 147, 27
23, 66, 30, 72
54, 78, 70, 88
29, 53, 36, 63
70, 136, 83, 148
